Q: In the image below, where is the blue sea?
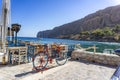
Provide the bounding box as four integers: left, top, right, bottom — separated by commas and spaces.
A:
11, 37, 120, 53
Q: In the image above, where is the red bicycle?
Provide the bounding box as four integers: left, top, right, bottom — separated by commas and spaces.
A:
32, 44, 68, 70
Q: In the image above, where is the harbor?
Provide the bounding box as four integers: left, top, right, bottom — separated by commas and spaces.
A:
0, 38, 118, 80
1, 0, 120, 80
0, 40, 119, 80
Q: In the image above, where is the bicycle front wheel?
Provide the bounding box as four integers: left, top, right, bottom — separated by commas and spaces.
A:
56, 52, 67, 65
33, 52, 48, 70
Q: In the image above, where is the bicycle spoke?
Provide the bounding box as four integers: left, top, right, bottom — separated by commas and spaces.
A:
33, 53, 48, 70
56, 52, 67, 65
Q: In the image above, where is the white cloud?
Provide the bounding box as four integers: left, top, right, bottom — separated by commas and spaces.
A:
111, 0, 120, 5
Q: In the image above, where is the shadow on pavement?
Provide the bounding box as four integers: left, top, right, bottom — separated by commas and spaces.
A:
15, 65, 58, 78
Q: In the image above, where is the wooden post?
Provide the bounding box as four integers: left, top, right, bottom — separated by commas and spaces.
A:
94, 45, 96, 54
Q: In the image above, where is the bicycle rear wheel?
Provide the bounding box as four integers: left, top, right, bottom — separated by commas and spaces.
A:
56, 52, 67, 65
33, 52, 48, 70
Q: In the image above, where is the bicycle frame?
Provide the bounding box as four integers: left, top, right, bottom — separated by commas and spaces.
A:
32, 44, 68, 71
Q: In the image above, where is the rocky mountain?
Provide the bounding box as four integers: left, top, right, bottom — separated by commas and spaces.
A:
37, 5, 120, 38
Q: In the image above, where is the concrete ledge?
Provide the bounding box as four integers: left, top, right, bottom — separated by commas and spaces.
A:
71, 49, 120, 66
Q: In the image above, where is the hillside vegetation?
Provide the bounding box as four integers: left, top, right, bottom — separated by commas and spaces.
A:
37, 5, 120, 42
59, 25, 120, 42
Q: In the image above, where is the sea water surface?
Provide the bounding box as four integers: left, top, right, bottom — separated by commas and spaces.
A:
14, 37, 120, 53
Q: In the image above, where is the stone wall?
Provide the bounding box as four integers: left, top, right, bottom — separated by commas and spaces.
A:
71, 49, 120, 66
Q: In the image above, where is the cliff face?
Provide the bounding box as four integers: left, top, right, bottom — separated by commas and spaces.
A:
37, 5, 120, 38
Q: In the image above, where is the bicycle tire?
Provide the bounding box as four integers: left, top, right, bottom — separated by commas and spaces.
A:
32, 52, 48, 70
56, 52, 68, 65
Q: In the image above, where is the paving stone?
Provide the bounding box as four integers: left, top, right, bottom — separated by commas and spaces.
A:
0, 60, 116, 80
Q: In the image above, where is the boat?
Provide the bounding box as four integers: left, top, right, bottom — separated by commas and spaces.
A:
114, 49, 120, 56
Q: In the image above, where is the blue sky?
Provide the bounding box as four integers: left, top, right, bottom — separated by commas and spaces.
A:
1, 0, 120, 37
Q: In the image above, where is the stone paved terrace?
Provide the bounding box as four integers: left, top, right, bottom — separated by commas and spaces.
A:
0, 60, 116, 80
